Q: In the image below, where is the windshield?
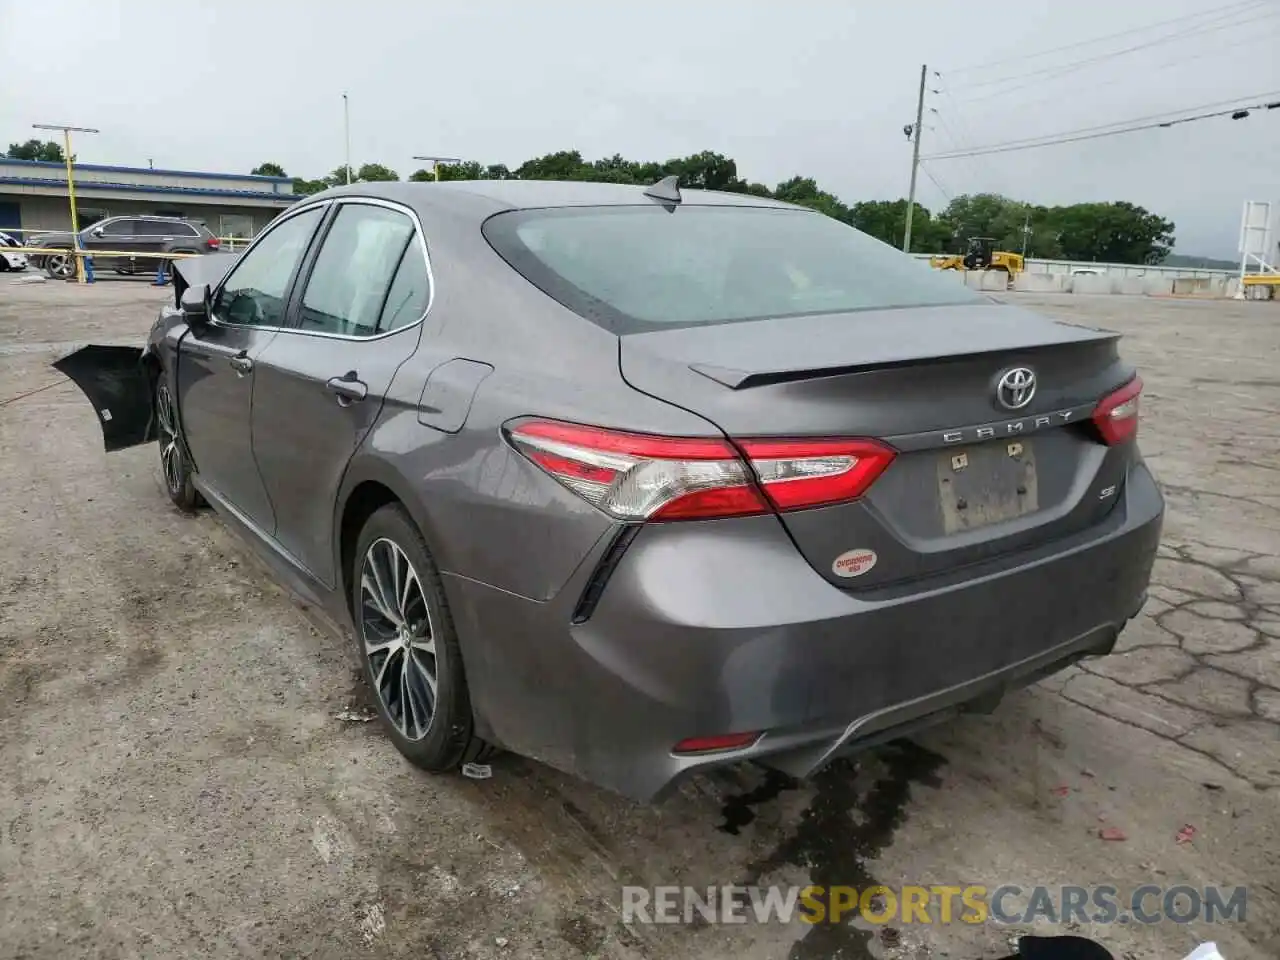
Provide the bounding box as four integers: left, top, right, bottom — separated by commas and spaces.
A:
483, 204, 979, 334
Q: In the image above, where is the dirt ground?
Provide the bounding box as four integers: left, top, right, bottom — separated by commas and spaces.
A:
1, 277, 1277, 960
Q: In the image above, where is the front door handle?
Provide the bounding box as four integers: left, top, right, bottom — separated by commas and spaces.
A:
326, 372, 368, 405
228, 353, 253, 376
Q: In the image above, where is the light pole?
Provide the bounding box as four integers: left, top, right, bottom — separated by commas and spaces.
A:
343, 93, 352, 184
34, 122, 98, 283
902, 63, 927, 253
413, 155, 461, 181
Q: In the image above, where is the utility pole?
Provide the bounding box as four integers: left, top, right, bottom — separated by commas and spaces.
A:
33, 122, 98, 283
902, 63, 927, 253
413, 155, 461, 181
343, 93, 351, 184
1020, 210, 1032, 258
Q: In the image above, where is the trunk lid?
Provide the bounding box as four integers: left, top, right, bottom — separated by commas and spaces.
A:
619, 302, 1136, 590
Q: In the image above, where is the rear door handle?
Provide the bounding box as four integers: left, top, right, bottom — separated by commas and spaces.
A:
326, 373, 368, 405
228, 354, 253, 376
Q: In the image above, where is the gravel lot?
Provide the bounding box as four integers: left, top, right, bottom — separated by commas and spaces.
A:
1, 278, 1277, 960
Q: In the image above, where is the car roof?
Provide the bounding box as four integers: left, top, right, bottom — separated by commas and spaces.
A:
311, 179, 800, 218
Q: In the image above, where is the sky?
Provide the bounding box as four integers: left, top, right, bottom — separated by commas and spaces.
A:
2, 0, 1277, 258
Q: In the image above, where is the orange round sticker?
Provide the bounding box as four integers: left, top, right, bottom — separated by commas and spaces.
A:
832, 548, 877, 578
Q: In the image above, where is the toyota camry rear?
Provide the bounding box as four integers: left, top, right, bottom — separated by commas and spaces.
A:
471, 190, 1162, 800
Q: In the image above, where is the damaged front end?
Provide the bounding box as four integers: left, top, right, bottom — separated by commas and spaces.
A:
52, 251, 238, 452
53, 344, 159, 451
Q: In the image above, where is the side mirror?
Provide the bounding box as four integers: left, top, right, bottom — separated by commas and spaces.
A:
180, 283, 211, 326
92, 227, 105, 238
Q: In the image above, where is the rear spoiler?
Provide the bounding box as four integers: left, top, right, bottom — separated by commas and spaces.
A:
171, 252, 238, 310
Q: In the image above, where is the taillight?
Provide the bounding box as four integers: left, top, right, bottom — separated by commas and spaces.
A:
507, 420, 896, 521
1093, 376, 1142, 445
206, 236, 220, 250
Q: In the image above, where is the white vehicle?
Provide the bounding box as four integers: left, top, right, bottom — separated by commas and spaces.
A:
0, 231, 28, 272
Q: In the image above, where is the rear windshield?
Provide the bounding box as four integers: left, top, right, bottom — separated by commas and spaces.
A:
482, 204, 980, 334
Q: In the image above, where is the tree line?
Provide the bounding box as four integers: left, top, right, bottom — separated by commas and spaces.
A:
4, 138, 1175, 263
252, 151, 1176, 264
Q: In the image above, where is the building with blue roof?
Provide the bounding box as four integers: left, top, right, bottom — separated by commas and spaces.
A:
0, 157, 300, 241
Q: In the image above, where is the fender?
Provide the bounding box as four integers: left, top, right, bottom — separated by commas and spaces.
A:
332, 450, 458, 602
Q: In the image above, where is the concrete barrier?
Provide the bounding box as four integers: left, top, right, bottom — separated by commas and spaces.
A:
1013, 272, 1066, 293
1144, 277, 1174, 295
1116, 277, 1148, 296
1172, 277, 1211, 295
1225, 278, 1240, 299
964, 270, 985, 290
980, 270, 1011, 292
1070, 273, 1115, 295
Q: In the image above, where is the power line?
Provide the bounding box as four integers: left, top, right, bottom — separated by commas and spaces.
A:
941, 5, 1277, 94
941, 0, 1261, 75
930, 106, 990, 189
926, 90, 1280, 156
922, 95, 1280, 161
918, 162, 953, 203
951, 24, 1280, 111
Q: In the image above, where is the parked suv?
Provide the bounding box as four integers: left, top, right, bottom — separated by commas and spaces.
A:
29, 216, 219, 278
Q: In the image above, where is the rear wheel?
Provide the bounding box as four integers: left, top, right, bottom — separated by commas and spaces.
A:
352, 504, 493, 771
156, 380, 199, 510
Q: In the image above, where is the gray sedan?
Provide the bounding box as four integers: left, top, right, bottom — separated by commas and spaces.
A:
56, 179, 1163, 801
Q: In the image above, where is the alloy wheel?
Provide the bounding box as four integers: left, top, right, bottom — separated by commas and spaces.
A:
156, 383, 182, 495
360, 537, 437, 741
46, 252, 73, 279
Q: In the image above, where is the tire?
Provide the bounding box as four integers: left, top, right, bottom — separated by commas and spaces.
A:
155, 378, 199, 510
351, 504, 492, 771
44, 250, 74, 280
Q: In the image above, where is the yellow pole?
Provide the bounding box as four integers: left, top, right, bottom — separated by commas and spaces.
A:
63, 129, 84, 283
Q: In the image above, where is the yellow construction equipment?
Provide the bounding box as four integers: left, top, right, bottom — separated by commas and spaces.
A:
930, 237, 1025, 275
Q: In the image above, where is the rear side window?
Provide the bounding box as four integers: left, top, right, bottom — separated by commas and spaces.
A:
297, 203, 418, 337
483, 205, 979, 333
101, 219, 134, 236
378, 241, 431, 332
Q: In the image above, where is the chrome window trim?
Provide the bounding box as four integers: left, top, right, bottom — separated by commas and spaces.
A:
210, 196, 435, 343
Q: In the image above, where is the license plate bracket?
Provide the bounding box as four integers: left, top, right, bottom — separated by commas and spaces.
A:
938, 440, 1039, 534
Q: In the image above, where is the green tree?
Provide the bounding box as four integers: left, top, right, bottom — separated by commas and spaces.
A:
251, 162, 287, 177
1043, 201, 1174, 264
355, 162, 399, 182
6, 138, 64, 162
772, 176, 850, 222
324, 165, 355, 188
292, 177, 328, 196
514, 150, 591, 181
849, 199, 950, 252
434, 161, 483, 181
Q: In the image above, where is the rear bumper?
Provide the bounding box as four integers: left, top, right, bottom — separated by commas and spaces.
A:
446, 463, 1163, 802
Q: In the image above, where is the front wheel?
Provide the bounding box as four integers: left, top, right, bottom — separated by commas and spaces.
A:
352, 504, 493, 772
156, 380, 199, 510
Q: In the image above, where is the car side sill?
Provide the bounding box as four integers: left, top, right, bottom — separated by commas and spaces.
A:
194, 477, 331, 611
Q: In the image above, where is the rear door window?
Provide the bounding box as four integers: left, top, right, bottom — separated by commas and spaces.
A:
483, 205, 980, 334
295, 203, 419, 337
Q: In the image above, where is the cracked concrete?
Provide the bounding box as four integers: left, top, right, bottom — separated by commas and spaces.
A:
2, 285, 1278, 960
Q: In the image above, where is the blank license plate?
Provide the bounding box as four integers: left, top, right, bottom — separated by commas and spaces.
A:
937, 440, 1039, 534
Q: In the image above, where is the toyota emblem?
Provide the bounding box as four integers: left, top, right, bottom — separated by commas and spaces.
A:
996, 367, 1036, 410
